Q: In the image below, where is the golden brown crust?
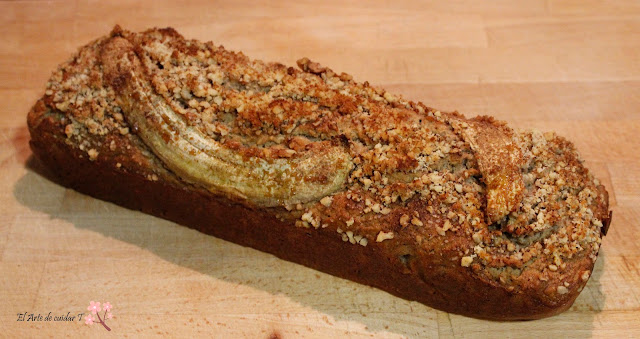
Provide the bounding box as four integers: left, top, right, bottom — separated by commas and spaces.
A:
26, 25, 611, 320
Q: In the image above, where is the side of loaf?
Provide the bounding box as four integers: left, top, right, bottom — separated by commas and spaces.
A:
27, 26, 611, 320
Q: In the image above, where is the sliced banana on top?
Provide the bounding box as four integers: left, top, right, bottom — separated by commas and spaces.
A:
101, 37, 352, 207
449, 116, 525, 224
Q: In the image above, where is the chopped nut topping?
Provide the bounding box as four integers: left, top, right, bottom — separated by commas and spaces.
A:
359, 237, 368, 246
320, 196, 333, 207
454, 183, 463, 193
557, 286, 569, 295
346, 231, 356, 244
64, 124, 74, 138
87, 148, 99, 161
399, 214, 410, 227
411, 218, 423, 227
371, 203, 381, 213
461, 256, 473, 267
376, 231, 395, 242
301, 211, 319, 228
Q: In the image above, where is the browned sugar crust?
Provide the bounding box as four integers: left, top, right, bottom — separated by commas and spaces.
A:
27, 26, 611, 320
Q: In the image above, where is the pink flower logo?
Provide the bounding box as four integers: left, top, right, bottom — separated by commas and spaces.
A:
84, 301, 113, 331
87, 301, 101, 314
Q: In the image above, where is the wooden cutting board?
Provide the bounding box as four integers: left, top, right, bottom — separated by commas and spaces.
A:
2, 1, 639, 337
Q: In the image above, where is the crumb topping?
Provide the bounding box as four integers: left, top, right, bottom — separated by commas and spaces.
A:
41, 36, 165, 180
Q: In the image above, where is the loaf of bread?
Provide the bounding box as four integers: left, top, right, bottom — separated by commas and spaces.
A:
27, 26, 611, 320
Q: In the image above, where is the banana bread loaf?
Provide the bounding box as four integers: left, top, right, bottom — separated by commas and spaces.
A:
27, 26, 611, 320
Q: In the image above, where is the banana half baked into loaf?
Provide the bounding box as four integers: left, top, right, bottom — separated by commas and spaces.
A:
27, 26, 611, 320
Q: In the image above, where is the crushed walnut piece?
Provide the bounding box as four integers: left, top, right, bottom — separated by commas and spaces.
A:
557, 286, 569, 295
320, 196, 333, 207
461, 256, 474, 267
376, 231, 395, 243
87, 148, 99, 161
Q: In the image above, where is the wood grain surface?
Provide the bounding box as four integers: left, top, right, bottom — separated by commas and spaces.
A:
2, 1, 639, 338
